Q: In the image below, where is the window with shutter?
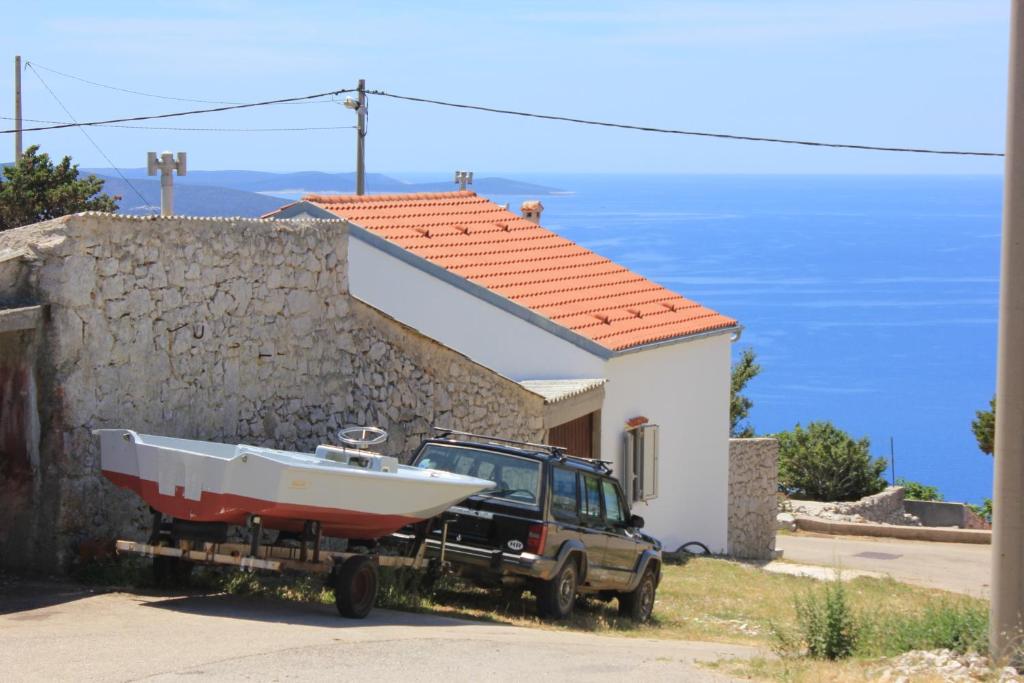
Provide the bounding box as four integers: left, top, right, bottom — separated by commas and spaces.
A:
624, 423, 659, 503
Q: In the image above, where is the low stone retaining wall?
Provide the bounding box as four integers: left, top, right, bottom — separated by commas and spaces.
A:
794, 517, 991, 544
784, 487, 921, 526
904, 500, 991, 530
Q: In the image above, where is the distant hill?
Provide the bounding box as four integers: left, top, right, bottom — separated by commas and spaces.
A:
87, 168, 562, 197
93, 175, 288, 217
0, 166, 563, 218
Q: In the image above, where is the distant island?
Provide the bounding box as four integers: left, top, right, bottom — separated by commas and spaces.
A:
80, 168, 563, 217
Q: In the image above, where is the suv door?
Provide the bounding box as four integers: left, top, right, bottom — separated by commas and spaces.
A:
599, 478, 644, 588
577, 472, 612, 587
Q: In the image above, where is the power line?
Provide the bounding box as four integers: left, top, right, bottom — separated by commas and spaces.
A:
0, 87, 357, 134
26, 62, 339, 107
367, 89, 1004, 158
1, 115, 355, 132
3, 76, 1002, 157
26, 63, 154, 211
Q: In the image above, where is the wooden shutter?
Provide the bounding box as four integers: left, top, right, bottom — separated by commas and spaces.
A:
640, 424, 659, 500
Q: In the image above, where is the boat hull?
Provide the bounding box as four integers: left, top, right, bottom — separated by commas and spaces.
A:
96, 430, 493, 539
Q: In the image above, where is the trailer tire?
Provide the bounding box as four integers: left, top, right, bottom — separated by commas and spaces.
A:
333, 556, 379, 619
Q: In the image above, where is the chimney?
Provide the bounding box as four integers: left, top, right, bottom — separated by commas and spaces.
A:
521, 200, 544, 224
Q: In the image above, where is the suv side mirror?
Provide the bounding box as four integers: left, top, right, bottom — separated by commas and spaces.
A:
629, 514, 645, 529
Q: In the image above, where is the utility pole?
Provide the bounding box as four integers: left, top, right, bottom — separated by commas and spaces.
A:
991, 0, 1024, 663
344, 79, 367, 195
146, 151, 187, 216
14, 55, 22, 161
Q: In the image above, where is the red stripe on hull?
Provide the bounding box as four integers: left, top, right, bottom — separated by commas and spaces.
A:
103, 470, 419, 539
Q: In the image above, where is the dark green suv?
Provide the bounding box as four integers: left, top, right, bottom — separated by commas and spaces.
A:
410, 431, 663, 621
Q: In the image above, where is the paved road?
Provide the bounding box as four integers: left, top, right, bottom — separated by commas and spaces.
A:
0, 581, 758, 682
775, 532, 991, 597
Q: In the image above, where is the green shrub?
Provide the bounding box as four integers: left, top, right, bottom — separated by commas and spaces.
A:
776, 422, 888, 502
896, 478, 944, 502
968, 498, 993, 523
862, 599, 988, 657
776, 580, 859, 660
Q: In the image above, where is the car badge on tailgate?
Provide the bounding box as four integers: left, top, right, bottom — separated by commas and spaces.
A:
449, 505, 493, 520
507, 539, 524, 551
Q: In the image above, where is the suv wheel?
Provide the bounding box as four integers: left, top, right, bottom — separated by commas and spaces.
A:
618, 567, 656, 622
536, 561, 578, 620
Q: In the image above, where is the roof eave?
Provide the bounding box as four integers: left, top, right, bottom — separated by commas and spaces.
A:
262, 200, 340, 221
610, 323, 744, 357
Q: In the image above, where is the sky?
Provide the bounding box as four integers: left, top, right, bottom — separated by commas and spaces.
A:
0, 1, 1012, 175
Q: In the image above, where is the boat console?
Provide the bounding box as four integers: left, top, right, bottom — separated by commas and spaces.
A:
314, 444, 399, 473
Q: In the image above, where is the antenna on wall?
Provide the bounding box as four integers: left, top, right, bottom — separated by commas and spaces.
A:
454, 170, 473, 191
147, 151, 187, 216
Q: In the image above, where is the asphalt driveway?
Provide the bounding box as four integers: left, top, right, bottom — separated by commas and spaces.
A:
775, 532, 991, 597
0, 580, 758, 682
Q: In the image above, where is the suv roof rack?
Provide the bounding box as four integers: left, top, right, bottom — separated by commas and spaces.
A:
430, 427, 613, 474
561, 453, 614, 475
431, 427, 566, 456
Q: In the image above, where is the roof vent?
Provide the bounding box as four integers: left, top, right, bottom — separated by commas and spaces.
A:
521, 200, 544, 224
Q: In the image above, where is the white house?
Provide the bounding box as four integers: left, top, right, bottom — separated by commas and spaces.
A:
266, 191, 740, 552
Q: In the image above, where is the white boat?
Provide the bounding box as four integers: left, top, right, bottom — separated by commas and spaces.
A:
95, 428, 494, 539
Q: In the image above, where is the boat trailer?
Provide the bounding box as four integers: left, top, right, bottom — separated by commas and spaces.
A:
116, 510, 455, 619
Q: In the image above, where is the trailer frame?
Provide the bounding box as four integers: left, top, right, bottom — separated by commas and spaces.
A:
116, 511, 454, 619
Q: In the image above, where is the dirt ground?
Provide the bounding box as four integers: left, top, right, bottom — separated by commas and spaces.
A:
0, 579, 760, 682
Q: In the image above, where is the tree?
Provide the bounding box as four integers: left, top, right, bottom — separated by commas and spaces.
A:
776, 421, 888, 502
896, 477, 943, 502
731, 347, 761, 437
972, 396, 994, 456
0, 145, 118, 231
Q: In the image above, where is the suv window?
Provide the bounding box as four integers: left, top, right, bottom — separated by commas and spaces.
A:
415, 444, 541, 504
551, 467, 579, 523
580, 474, 603, 522
601, 479, 626, 525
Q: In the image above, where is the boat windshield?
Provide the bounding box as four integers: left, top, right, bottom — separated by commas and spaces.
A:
415, 444, 542, 504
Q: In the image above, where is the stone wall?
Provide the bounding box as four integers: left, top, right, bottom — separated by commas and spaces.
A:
904, 500, 991, 530
0, 213, 544, 571
786, 487, 921, 526
727, 437, 778, 560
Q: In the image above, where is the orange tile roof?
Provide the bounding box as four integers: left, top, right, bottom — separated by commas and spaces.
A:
303, 191, 737, 352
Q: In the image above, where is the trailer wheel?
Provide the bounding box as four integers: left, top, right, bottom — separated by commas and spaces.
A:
333, 556, 379, 619
153, 554, 193, 587
152, 533, 193, 588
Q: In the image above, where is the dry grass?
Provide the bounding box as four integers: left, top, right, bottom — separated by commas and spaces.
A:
205, 555, 985, 650
85, 552, 991, 681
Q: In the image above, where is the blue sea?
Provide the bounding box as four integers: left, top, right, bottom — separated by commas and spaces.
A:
488, 174, 1001, 505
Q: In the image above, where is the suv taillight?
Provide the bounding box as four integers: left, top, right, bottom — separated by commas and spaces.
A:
525, 523, 547, 554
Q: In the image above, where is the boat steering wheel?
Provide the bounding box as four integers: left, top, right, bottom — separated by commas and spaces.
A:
337, 426, 388, 449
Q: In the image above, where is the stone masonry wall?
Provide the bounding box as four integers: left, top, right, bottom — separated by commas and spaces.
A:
727, 437, 778, 560
0, 213, 544, 571
785, 487, 920, 526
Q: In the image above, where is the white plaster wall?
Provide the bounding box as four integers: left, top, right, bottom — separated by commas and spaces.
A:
602, 333, 733, 553
351, 232, 733, 552
349, 236, 605, 380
